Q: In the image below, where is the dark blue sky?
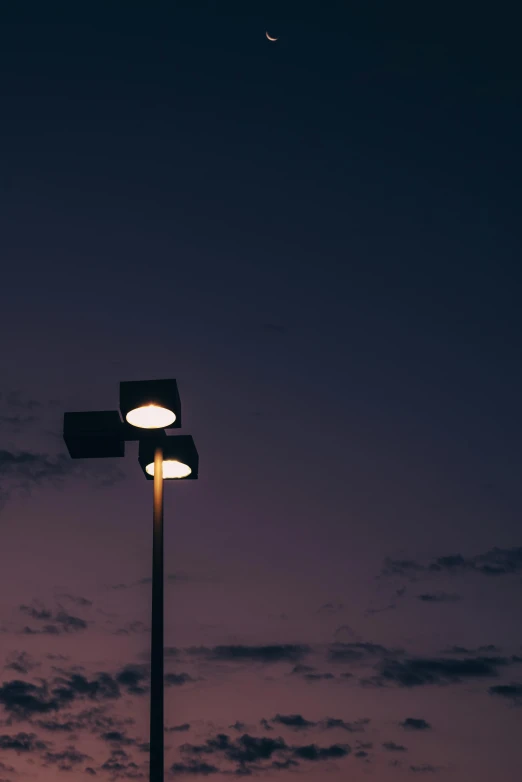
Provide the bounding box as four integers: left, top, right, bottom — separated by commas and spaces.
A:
1, 2, 521, 780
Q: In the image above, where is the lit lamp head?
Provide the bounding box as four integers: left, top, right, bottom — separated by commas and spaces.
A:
138, 435, 199, 481
120, 379, 181, 432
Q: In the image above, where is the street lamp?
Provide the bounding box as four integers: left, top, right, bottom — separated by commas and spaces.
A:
63, 379, 198, 782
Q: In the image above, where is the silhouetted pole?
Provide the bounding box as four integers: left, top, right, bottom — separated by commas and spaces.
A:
149, 446, 164, 782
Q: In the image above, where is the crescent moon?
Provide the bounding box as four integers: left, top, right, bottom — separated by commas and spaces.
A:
266, 31, 278, 42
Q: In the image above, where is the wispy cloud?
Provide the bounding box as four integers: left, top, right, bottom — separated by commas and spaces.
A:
400, 718, 432, 731
383, 546, 522, 580
0, 665, 149, 720
4, 651, 40, 674
417, 592, 461, 603
489, 683, 522, 704
164, 673, 197, 687
366, 653, 519, 687
0, 447, 124, 505
174, 732, 350, 776
20, 602, 89, 635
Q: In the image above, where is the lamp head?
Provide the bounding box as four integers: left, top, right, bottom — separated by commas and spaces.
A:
138, 434, 198, 480
63, 411, 125, 458
120, 379, 181, 431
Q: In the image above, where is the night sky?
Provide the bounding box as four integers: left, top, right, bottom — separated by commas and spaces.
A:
1, 1, 521, 780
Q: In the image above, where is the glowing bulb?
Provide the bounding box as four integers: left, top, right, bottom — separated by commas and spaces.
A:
145, 459, 192, 479
126, 404, 176, 429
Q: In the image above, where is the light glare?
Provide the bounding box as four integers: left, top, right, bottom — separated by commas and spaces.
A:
145, 459, 192, 479
126, 404, 176, 429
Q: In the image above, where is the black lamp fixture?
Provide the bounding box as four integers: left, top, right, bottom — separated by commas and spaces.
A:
62, 379, 198, 782
139, 434, 199, 480
120, 378, 182, 432
63, 411, 125, 458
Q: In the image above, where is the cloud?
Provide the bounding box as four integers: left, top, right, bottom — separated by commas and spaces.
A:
0, 449, 74, 502
292, 743, 350, 761
101, 748, 144, 779
417, 593, 461, 603
54, 611, 89, 632
23, 625, 62, 635
365, 603, 396, 615
114, 665, 149, 695
0, 665, 149, 720
489, 683, 522, 703
20, 603, 53, 621
36, 716, 86, 732
289, 664, 336, 681
400, 718, 432, 731
181, 733, 286, 765
0, 445, 124, 506
115, 621, 148, 636
0, 413, 37, 429
100, 731, 138, 747
444, 645, 499, 655
57, 594, 93, 607
167, 724, 191, 733
265, 715, 368, 735
164, 673, 196, 687
0, 391, 40, 435
178, 732, 350, 775
271, 714, 316, 730
188, 644, 310, 664
4, 651, 39, 674
43, 746, 92, 770
0, 680, 67, 719
19, 603, 88, 634
54, 673, 120, 702
171, 760, 219, 776
383, 546, 522, 580
289, 664, 315, 675
0, 732, 49, 751
271, 758, 299, 770
0, 390, 40, 410
368, 654, 513, 687
36, 706, 134, 736
383, 741, 407, 752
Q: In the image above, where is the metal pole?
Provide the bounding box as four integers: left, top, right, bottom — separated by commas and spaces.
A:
149, 446, 164, 782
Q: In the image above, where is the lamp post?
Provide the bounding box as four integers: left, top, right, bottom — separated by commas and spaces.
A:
63, 379, 198, 782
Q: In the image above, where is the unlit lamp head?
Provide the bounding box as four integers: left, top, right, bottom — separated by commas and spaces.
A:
63, 411, 125, 459
120, 379, 181, 431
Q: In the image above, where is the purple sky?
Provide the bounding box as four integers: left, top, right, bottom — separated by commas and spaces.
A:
1, 1, 522, 780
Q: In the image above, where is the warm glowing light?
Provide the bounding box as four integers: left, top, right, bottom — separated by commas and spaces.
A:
145, 459, 192, 479
126, 404, 176, 429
